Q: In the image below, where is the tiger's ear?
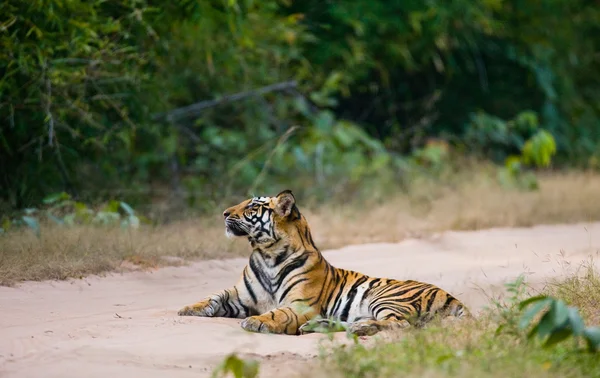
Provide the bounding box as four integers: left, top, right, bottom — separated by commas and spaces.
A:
275, 189, 295, 217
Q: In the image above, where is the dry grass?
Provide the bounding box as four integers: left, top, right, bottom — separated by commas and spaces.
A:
308, 170, 600, 248
543, 258, 600, 325
2, 169, 600, 285
0, 217, 247, 285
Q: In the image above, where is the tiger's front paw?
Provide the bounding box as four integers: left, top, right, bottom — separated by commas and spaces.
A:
347, 322, 380, 337
178, 299, 218, 317
240, 316, 281, 334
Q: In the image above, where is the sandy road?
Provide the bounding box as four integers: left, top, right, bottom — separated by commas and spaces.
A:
1, 222, 599, 378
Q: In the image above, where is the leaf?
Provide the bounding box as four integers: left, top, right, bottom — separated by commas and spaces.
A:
527, 299, 570, 342
519, 298, 551, 330
119, 202, 135, 216
582, 327, 600, 352
530, 310, 556, 340
43, 192, 70, 205
241, 359, 259, 378
567, 307, 585, 336
504, 155, 522, 175
212, 353, 259, 378
494, 324, 505, 336
22, 216, 40, 238
522, 130, 557, 168
333, 125, 355, 148
105, 200, 121, 213
46, 213, 65, 225
543, 328, 572, 348
518, 295, 550, 310
314, 111, 335, 132
551, 300, 570, 328
435, 354, 454, 364
121, 215, 140, 229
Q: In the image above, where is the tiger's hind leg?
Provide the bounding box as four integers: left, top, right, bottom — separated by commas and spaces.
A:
347, 294, 472, 336
347, 317, 411, 336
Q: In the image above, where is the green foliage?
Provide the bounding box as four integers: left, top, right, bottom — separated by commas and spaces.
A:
212, 353, 259, 378
519, 296, 600, 352
0, 192, 142, 237
465, 110, 541, 163
522, 130, 557, 168
1, 0, 599, 211
477, 111, 559, 191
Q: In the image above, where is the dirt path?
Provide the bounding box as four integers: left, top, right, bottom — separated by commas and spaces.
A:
1, 222, 599, 378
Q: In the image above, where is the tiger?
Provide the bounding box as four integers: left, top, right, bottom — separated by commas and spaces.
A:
178, 190, 470, 336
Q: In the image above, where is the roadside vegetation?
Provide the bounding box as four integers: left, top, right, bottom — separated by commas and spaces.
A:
2, 1, 600, 284
2, 164, 600, 285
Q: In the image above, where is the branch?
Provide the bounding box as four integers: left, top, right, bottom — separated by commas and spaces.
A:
152, 80, 298, 122
43, 62, 55, 147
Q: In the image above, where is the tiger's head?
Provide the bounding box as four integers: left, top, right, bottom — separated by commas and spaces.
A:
222, 190, 301, 246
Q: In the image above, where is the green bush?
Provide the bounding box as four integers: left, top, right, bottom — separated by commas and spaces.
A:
1, 0, 599, 211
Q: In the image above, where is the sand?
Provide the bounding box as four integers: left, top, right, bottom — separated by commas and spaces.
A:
1, 222, 599, 378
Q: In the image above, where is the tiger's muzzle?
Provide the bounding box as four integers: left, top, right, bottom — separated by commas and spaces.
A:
225, 218, 248, 237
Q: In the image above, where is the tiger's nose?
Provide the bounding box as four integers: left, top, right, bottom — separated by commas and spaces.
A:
223, 210, 230, 218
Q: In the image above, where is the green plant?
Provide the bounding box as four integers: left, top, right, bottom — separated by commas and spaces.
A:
489, 274, 531, 337
522, 130, 558, 169
212, 353, 259, 378
519, 295, 600, 352
0, 192, 142, 238
489, 111, 558, 191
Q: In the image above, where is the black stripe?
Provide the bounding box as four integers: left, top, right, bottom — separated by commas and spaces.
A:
306, 229, 318, 250
424, 289, 439, 313
222, 291, 237, 317
292, 205, 301, 220
243, 270, 258, 304
279, 278, 309, 302
274, 245, 290, 266
234, 287, 250, 316
373, 302, 410, 318
359, 278, 381, 306
391, 287, 429, 303
309, 262, 331, 307
249, 254, 273, 294
330, 273, 350, 316
376, 282, 430, 300
274, 254, 309, 288
440, 294, 457, 312
340, 275, 369, 321
322, 269, 341, 313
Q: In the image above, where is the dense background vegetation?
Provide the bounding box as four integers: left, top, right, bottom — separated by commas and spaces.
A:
2, 0, 599, 214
